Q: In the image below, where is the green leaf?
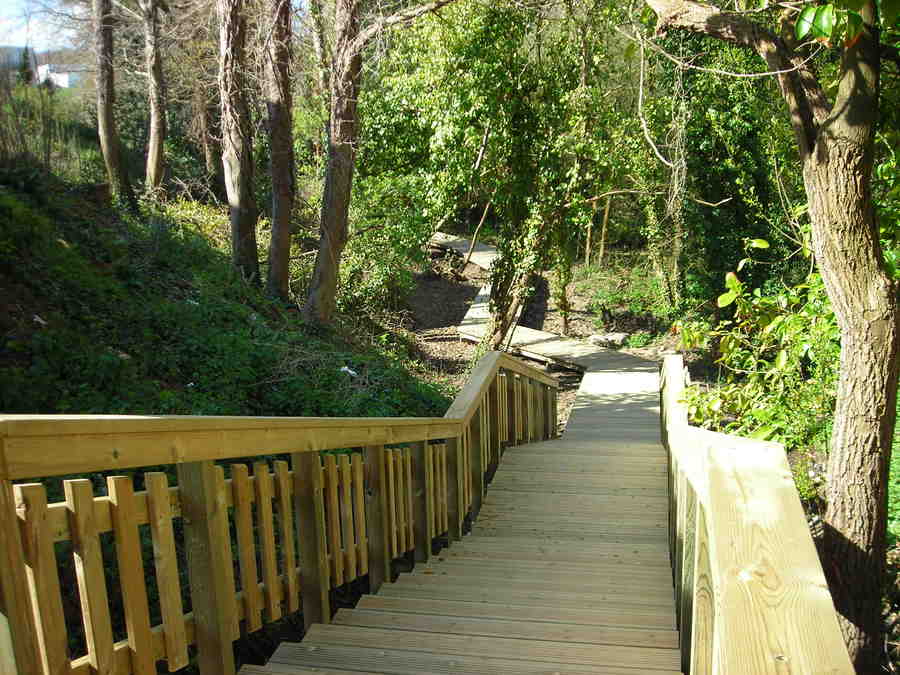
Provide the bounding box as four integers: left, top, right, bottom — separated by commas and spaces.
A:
775, 349, 789, 370
749, 238, 770, 249
737, 257, 750, 272
796, 5, 818, 38
725, 271, 740, 291
750, 425, 776, 440
813, 5, 836, 38
718, 291, 737, 308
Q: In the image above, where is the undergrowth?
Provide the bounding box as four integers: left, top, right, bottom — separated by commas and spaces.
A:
0, 179, 451, 419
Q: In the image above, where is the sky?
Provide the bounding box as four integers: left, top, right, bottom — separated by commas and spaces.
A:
0, 0, 75, 51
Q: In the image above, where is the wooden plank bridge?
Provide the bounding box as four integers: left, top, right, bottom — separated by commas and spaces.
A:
251, 351, 680, 675
0, 233, 852, 674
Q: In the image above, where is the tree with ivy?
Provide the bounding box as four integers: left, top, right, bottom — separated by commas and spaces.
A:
644, 0, 900, 667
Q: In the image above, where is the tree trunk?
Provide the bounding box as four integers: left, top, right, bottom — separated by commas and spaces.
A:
597, 196, 610, 264
93, 0, 137, 210
265, 0, 295, 301
808, 138, 900, 673
643, 1, 899, 667
141, 0, 166, 191
217, 0, 259, 282
304, 0, 361, 323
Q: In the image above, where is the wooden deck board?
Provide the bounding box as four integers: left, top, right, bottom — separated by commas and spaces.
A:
244, 234, 680, 674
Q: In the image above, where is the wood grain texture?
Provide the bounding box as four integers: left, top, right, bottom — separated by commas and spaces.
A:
14, 483, 68, 675
107, 476, 155, 674
65, 479, 115, 675
274, 460, 299, 613
144, 472, 189, 670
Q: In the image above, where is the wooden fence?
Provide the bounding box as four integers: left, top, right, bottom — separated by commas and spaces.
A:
660, 354, 852, 674
0, 350, 558, 675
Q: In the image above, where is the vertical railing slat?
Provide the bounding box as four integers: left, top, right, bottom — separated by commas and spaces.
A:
65, 479, 114, 675
351, 454, 368, 576
384, 450, 397, 559
338, 455, 357, 580
14, 483, 69, 675
231, 464, 262, 633
323, 456, 343, 588
446, 436, 463, 541
405, 450, 414, 553
107, 476, 155, 675
414, 442, 432, 563
274, 460, 299, 613
145, 472, 189, 670
254, 461, 281, 621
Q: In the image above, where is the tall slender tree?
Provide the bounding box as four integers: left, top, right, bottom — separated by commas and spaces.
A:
140, 0, 167, 191
643, 1, 899, 668
217, 0, 259, 282
265, 0, 295, 300
93, 0, 138, 210
303, 0, 463, 324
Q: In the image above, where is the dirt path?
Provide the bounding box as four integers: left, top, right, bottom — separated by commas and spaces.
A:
409, 244, 582, 430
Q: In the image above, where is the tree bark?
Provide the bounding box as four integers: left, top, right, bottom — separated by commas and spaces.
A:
217, 0, 259, 282
93, 0, 137, 211
645, 2, 899, 668
303, 0, 361, 323
303, 0, 462, 324
265, 0, 295, 301
140, 0, 167, 191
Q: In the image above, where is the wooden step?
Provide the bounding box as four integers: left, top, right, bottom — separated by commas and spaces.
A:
333, 608, 680, 649
381, 575, 677, 611
357, 594, 677, 629
412, 560, 674, 589
298, 624, 683, 671
268, 641, 680, 674
418, 556, 674, 580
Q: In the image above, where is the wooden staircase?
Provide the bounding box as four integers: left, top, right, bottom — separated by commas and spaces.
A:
243, 357, 683, 674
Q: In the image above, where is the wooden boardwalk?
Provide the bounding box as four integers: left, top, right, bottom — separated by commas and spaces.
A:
247, 232, 681, 674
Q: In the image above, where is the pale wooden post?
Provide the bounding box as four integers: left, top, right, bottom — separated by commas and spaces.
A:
293, 451, 330, 629
363, 445, 391, 593
446, 436, 464, 540
410, 442, 432, 563
176, 461, 237, 675
488, 376, 501, 471
0, 473, 39, 675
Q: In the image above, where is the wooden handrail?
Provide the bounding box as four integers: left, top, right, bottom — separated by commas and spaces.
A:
0, 350, 558, 675
660, 354, 852, 674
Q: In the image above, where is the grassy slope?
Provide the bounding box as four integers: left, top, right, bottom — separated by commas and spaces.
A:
0, 183, 450, 419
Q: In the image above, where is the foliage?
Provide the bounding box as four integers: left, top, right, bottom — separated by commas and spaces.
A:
679, 271, 839, 466
0, 188, 451, 418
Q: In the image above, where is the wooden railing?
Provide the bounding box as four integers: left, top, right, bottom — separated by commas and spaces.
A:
0, 350, 558, 675
660, 354, 852, 674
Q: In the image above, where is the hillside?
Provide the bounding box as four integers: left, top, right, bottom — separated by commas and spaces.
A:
0, 182, 450, 418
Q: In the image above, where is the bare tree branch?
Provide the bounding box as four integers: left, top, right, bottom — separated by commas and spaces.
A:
353, 0, 460, 53
645, 0, 830, 156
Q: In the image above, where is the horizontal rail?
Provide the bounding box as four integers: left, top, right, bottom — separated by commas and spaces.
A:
0, 350, 558, 675
660, 354, 851, 674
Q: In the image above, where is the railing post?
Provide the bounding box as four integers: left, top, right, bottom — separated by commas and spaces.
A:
446, 436, 464, 540
1, 473, 40, 675
176, 461, 237, 675
525, 378, 534, 443
410, 442, 432, 563
363, 445, 391, 592
293, 451, 331, 628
